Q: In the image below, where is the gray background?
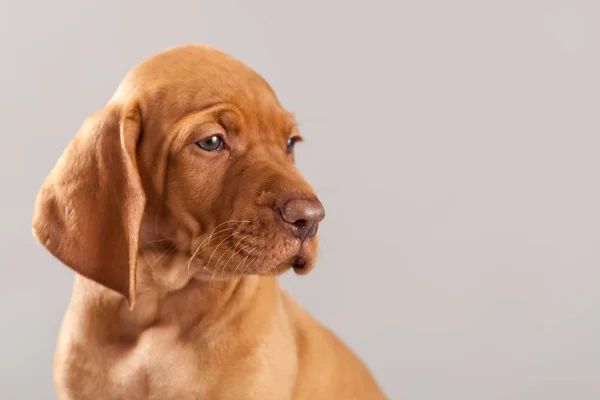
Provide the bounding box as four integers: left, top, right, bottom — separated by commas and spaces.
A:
1, 0, 599, 399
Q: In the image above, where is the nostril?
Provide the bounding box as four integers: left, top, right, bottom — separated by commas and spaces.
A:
293, 219, 308, 229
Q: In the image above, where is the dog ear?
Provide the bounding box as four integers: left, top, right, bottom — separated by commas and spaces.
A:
32, 104, 145, 308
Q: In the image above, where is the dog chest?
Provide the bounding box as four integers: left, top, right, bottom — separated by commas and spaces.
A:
122, 325, 209, 399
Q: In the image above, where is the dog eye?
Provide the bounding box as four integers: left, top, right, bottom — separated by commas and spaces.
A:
286, 137, 300, 153
196, 135, 224, 152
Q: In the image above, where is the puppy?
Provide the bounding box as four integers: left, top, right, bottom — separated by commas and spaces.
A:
33, 44, 385, 399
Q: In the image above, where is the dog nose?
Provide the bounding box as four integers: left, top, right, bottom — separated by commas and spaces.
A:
279, 198, 325, 240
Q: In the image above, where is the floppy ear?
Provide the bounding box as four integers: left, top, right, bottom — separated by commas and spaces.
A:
32, 104, 145, 308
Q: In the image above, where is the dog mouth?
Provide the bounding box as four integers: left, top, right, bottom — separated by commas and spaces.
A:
186, 215, 320, 278
292, 255, 307, 270
236, 238, 315, 276
289, 239, 316, 275
252, 225, 318, 275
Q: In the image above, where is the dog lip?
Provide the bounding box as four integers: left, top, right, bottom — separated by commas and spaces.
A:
292, 255, 307, 270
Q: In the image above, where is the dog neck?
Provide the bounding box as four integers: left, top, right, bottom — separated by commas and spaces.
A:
69, 253, 279, 341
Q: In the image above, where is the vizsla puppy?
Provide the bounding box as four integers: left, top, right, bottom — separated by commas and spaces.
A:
33, 44, 385, 399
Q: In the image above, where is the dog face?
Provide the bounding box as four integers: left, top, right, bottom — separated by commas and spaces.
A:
32, 45, 324, 306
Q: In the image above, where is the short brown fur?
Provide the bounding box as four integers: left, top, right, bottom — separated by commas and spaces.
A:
33, 44, 385, 399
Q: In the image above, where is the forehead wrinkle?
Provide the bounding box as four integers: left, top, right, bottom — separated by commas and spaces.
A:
136, 70, 277, 121
127, 49, 294, 147
225, 97, 292, 140
168, 104, 235, 151
244, 137, 285, 162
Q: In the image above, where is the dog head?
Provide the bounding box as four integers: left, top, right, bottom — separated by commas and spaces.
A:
33, 45, 324, 307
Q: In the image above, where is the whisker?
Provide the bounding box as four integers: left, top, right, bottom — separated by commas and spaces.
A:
210, 236, 257, 283
212, 234, 251, 275
186, 229, 234, 274
204, 231, 240, 270
229, 237, 259, 277
150, 245, 177, 269
187, 227, 235, 264
231, 245, 256, 279
242, 246, 266, 275
185, 220, 251, 274
145, 238, 172, 244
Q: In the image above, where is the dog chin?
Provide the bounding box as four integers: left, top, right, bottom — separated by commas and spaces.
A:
272, 249, 317, 276
251, 249, 311, 276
